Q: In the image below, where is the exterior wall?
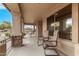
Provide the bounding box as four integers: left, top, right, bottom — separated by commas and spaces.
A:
42, 3, 79, 56
57, 39, 75, 56
74, 44, 79, 56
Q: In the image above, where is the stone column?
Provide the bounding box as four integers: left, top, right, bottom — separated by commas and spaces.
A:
0, 40, 6, 56
11, 12, 22, 47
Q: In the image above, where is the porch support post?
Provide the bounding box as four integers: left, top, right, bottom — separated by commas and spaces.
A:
33, 24, 36, 32
42, 18, 47, 36
72, 4, 79, 43
21, 18, 24, 33
12, 12, 22, 47
72, 3, 79, 56
36, 20, 43, 37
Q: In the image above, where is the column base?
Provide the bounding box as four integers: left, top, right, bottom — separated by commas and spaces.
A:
12, 35, 22, 47
0, 44, 6, 56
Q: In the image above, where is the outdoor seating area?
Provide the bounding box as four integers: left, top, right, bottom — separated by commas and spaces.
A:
37, 29, 60, 56
0, 3, 79, 56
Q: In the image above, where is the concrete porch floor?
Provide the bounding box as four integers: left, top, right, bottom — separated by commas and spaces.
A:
6, 34, 66, 56
7, 35, 45, 56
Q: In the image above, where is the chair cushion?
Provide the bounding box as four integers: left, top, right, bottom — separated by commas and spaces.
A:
45, 41, 56, 46
38, 37, 43, 40
44, 37, 49, 41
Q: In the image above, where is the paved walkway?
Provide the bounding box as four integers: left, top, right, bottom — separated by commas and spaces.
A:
7, 35, 44, 56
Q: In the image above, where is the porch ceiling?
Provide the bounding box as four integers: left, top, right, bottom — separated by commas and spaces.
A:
19, 3, 58, 23
5, 3, 69, 24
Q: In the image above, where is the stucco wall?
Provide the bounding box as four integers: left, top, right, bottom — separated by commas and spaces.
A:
42, 3, 79, 56
57, 39, 75, 56
12, 12, 22, 36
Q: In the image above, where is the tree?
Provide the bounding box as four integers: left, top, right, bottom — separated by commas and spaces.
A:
0, 21, 12, 30
3, 21, 11, 29
0, 24, 4, 30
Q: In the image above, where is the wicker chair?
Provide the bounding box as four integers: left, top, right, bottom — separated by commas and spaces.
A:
44, 30, 59, 56
37, 36, 44, 46
43, 30, 49, 48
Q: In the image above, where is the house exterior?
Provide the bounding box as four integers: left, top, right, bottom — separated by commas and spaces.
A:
0, 3, 79, 56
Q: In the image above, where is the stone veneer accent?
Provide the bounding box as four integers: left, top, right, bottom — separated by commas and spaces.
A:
12, 36, 22, 47
0, 44, 6, 56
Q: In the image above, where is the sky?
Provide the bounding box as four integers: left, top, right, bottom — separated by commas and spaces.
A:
66, 18, 72, 25
0, 3, 12, 24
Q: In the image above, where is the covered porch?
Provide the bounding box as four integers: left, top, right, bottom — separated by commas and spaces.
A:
0, 3, 79, 56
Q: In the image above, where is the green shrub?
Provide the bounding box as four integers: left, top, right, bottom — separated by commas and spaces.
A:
5, 33, 11, 37
22, 32, 26, 36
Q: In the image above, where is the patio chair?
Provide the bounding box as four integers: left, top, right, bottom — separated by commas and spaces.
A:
37, 36, 44, 46
43, 30, 59, 56
43, 30, 49, 48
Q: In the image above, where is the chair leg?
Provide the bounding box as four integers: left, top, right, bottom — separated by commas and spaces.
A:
43, 43, 47, 49
37, 40, 43, 46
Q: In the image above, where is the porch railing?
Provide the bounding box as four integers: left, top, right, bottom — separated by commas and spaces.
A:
0, 39, 6, 56
0, 37, 12, 56
6, 38, 12, 55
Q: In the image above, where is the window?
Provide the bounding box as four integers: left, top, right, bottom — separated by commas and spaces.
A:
59, 17, 72, 40
66, 18, 72, 40
47, 4, 72, 40
66, 18, 72, 30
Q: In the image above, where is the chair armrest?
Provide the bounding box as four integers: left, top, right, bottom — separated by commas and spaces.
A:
48, 40, 57, 42
43, 37, 49, 41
